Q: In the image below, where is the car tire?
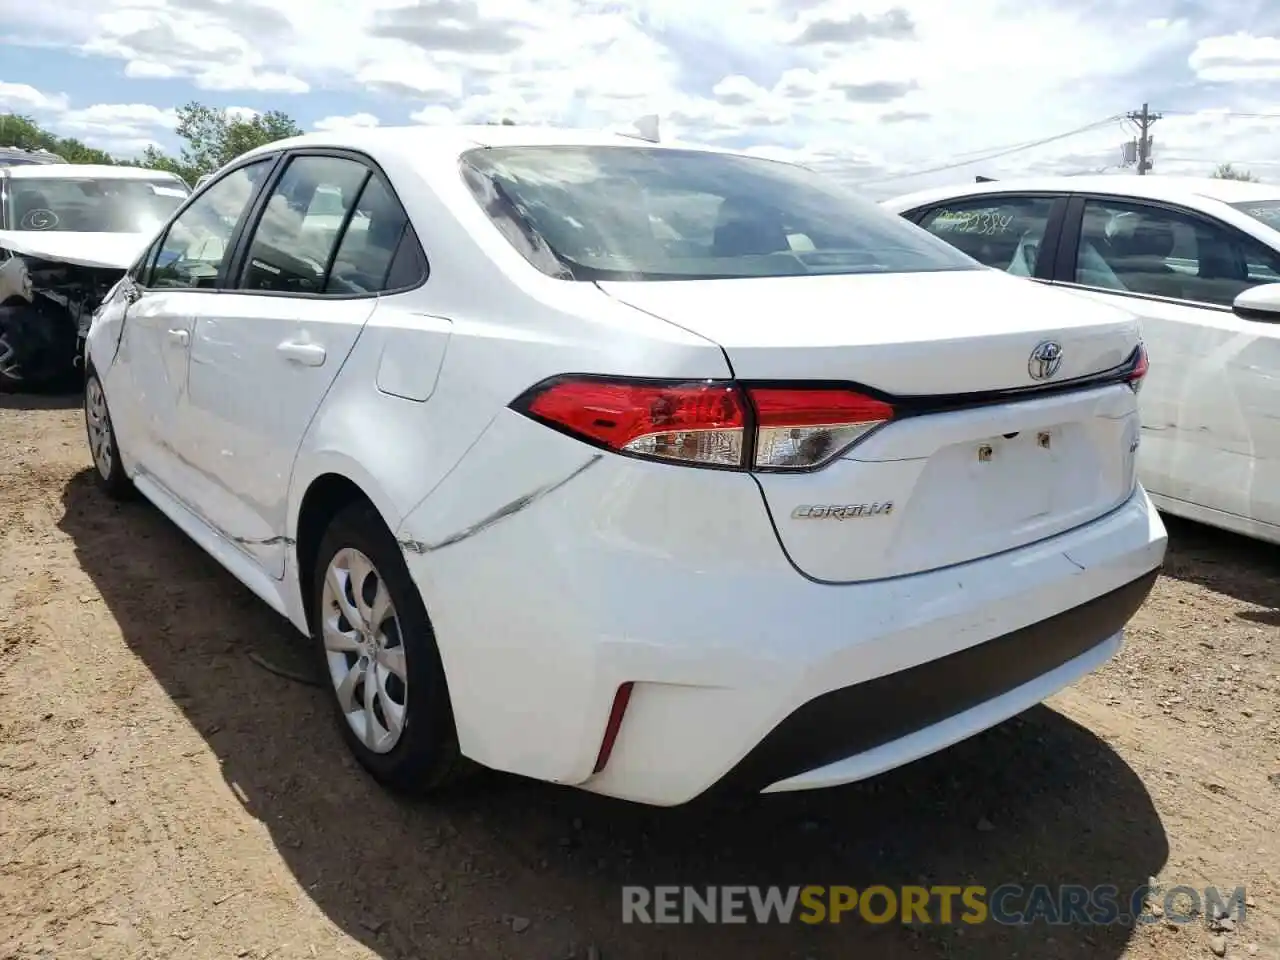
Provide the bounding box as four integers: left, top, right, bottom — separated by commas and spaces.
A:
0, 322, 23, 394
83, 369, 134, 499
311, 501, 472, 794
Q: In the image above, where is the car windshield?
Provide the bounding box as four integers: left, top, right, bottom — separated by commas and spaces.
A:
460, 145, 980, 281
6, 176, 189, 233
1230, 199, 1280, 234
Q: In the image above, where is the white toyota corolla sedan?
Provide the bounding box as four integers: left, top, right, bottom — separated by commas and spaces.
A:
883, 176, 1280, 547
82, 126, 1167, 807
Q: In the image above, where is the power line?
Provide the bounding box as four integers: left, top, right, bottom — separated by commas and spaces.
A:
850, 116, 1123, 186
1159, 110, 1280, 119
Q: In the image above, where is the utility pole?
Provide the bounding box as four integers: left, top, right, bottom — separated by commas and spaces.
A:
1126, 102, 1161, 175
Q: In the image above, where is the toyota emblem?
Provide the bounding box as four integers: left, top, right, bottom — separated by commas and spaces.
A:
1028, 340, 1064, 381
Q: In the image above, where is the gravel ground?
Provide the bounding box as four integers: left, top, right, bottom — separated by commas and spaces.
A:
1, 391, 1277, 960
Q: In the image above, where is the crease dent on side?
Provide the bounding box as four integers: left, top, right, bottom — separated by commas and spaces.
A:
400, 454, 604, 555
232, 535, 296, 547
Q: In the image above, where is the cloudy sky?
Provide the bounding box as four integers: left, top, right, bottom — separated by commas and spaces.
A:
1, 0, 1278, 196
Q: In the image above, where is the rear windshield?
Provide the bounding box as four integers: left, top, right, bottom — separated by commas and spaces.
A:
1230, 199, 1280, 232
6, 176, 189, 233
459, 145, 979, 281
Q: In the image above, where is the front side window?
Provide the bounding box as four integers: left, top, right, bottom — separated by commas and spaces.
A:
149, 159, 272, 289
916, 195, 1056, 275
1073, 199, 1280, 308
237, 155, 370, 294
460, 146, 979, 281
6, 176, 189, 233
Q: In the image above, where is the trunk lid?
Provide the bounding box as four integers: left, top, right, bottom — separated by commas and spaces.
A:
597, 269, 1139, 388
598, 269, 1145, 582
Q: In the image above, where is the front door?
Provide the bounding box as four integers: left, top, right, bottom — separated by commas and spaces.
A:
109, 158, 275, 495
178, 153, 415, 577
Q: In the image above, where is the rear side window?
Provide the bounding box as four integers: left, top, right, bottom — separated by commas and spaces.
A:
324, 174, 425, 294
236, 155, 370, 294
459, 145, 978, 281
916, 196, 1057, 275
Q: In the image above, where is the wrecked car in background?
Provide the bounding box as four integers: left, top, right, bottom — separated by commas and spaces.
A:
0, 164, 189, 391
0, 146, 65, 167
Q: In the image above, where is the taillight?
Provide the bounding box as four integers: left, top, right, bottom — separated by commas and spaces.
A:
513, 376, 894, 471
522, 378, 747, 468
751, 387, 894, 469
1126, 343, 1149, 393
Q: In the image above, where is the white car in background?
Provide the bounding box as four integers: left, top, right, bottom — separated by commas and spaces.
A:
82, 127, 1165, 807
0, 163, 189, 389
884, 176, 1280, 546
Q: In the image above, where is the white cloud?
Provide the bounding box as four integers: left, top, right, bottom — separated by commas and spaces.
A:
313, 112, 381, 131
1189, 33, 1280, 83
409, 104, 459, 125
0, 0, 1278, 189
0, 80, 69, 113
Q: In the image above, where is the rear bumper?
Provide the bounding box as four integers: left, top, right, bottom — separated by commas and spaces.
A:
397, 410, 1167, 807
712, 569, 1156, 797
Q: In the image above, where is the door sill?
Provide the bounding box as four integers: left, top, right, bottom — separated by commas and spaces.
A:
132, 470, 290, 616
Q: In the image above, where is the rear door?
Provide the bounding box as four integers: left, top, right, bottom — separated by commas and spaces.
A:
1049, 194, 1280, 533
177, 150, 425, 577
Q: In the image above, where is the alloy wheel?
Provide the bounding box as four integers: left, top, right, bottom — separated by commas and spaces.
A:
85, 376, 114, 479
320, 547, 409, 754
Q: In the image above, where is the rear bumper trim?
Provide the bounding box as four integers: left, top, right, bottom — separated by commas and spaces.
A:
709, 567, 1159, 795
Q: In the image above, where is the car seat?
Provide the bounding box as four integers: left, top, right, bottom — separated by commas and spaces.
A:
1107, 217, 1184, 299
711, 199, 790, 257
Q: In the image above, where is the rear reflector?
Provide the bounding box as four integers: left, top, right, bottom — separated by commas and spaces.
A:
514, 376, 893, 471
593, 681, 634, 774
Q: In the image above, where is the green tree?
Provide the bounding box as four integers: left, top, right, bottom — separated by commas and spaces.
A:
171, 101, 302, 180
1212, 162, 1259, 182
1, 102, 304, 185
0, 112, 117, 164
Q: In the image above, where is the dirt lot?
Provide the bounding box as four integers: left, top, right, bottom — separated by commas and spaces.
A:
0, 392, 1277, 960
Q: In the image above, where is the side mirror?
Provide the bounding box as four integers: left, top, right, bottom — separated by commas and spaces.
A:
1232, 282, 1280, 321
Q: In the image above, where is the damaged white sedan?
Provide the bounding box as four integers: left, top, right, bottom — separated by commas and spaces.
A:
83, 126, 1166, 807
0, 163, 189, 390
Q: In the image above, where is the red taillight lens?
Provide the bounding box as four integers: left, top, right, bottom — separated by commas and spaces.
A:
1126, 343, 1149, 393
523, 378, 747, 467
749, 387, 894, 470
515, 376, 894, 471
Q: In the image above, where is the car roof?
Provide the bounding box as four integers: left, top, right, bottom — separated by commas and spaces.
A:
236, 124, 735, 167
1, 163, 187, 182
883, 174, 1280, 212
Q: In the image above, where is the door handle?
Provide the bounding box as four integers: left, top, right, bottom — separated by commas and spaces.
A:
277, 340, 326, 367
166, 328, 190, 347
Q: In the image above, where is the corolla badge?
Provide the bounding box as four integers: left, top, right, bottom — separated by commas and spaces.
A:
792, 502, 893, 520
1028, 340, 1064, 381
